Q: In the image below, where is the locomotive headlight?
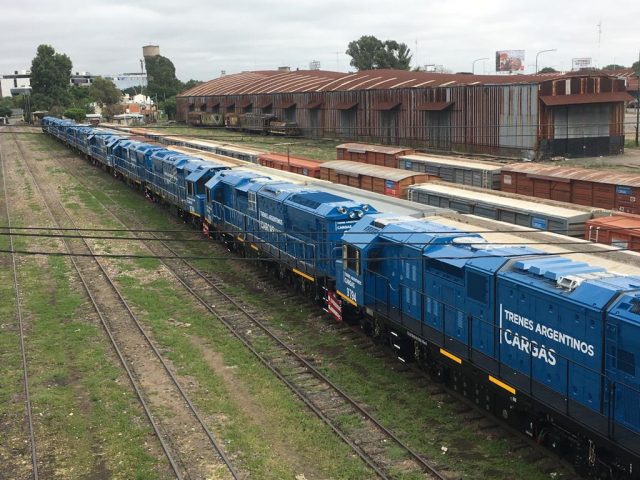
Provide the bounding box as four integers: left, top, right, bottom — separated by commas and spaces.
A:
349, 211, 356, 219
356, 210, 363, 218
338, 206, 347, 214
362, 205, 369, 212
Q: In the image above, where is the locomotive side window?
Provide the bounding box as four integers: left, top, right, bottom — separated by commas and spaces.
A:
248, 191, 257, 212
343, 244, 360, 275
187, 182, 194, 196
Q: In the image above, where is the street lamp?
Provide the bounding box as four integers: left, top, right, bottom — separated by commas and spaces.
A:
535, 49, 557, 73
472, 57, 489, 74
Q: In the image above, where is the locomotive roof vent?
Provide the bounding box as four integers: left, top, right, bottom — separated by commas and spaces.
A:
452, 237, 487, 249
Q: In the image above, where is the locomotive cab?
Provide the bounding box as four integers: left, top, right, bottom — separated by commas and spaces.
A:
185, 164, 229, 219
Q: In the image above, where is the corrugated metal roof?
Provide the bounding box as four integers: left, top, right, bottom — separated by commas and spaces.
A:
588, 214, 640, 233
337, 143, 414, 155
540, 92, 634, 106
400, 153, 503, 171
321, 160, 426, 181
502, 163, 640, 187
259, 153, 320, 169
178, 69, 572, 98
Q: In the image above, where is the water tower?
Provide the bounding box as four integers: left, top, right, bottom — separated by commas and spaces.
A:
142, 45, 160, 57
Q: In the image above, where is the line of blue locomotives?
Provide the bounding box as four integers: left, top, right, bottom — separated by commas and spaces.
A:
42, 116, 639, 477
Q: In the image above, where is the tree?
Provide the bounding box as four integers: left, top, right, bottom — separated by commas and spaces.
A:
89, 77, 121, 107
160, 96, 177, 120
538, 67, 558, 73
603, 64, 625, 70
69, 85, 93, 111
0, 98, 12, 118
145, 55, 183, 100
182, 79, 203, 90
633, 60, 640, 76
122, 86, 146, 97
101, 104, 125, 121
30, 44, 72, 110
346, 35, 412, 71
63, 108, 86, 122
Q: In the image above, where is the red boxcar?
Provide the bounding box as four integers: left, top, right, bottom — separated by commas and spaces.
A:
501, 163, 640, 214
336, 143, 415, 168
320, 160, 436, 199
257, 153, 322, 178
585, 213, 640, 251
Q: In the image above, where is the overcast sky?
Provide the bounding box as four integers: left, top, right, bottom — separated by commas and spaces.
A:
3, 0, 639, 81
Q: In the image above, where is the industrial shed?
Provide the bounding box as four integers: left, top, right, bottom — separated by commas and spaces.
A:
408, 182, 606, 236
177, 69, 633, 159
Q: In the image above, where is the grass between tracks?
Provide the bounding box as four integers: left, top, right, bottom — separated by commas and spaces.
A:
33, 132, 564, 479
153, 125, 342, 161
26, 134, 372, 479
4, 136, 166, 479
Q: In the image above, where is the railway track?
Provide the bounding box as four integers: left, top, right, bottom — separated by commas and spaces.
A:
36, 128, 581, 479
0, 135, 39, 479
10, 130, 238, 480
52, 144, 447, 478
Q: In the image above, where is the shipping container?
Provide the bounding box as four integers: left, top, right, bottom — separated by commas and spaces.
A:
408, 182, 606, 236
501, 163, 640, 213
585, 214, 640, 251
319, 160, 435, 199
336, 143, 415, 167
398, 153, 503, 189
257, 153, 321, 178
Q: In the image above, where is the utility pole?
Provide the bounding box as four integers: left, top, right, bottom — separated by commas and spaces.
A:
636, 51, 640, 147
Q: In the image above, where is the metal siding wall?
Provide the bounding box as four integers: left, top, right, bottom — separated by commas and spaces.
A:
499, 85, 537, 152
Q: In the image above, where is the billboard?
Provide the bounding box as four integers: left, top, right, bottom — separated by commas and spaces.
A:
572, 57, 592, 70
496, 50, 525, 72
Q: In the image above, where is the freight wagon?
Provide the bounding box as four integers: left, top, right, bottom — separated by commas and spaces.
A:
319, 160, 435, 199
398, 153, 503, 189
586, 213, 640, 251
501, 163, 640, 214
336, 143, 415, 167
187, 111, 224, 127
408, 182, 607, 236
257, 153, 321, 178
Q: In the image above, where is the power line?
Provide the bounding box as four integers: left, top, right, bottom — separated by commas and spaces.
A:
0, 245, 635, 262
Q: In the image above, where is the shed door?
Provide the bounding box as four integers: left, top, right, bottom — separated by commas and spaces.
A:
425, 110, 451, 150
380, 109, 399, 145
340, 108, 356, 138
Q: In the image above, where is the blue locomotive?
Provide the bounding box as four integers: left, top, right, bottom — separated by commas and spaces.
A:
41, 116, 640, 478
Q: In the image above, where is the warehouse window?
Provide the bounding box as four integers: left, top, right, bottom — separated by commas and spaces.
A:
284, 106, 296, 123
343, 244, 360, 275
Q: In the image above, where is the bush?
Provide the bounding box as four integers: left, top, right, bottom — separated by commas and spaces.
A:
63, 107, 87, 122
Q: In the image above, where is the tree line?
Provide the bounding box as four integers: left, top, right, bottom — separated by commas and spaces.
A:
20, 44, 202, 121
